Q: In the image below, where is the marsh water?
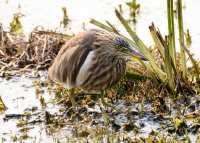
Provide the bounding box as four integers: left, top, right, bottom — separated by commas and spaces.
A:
0, 0, 200, 142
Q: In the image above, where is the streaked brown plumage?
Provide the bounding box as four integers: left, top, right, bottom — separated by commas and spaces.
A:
48, 29, 145, 92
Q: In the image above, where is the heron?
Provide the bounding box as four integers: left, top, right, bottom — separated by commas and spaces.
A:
48, 29, 147, 108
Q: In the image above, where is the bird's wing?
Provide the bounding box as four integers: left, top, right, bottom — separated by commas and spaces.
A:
48, 31, 94, 87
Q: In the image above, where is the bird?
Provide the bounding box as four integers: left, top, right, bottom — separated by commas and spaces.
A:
48, 29, 147, 107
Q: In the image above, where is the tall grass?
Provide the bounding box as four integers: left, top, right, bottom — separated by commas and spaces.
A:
167, 0, 176, 67
91, 0, 199, 93
177, 0, 187, 79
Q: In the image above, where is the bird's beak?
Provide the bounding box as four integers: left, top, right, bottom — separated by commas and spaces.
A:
127, 47, 148, 61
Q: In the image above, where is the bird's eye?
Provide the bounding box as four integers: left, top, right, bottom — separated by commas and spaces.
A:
115, 45, 124, 50
115, 45, 129, 52
115, 45, 123, 49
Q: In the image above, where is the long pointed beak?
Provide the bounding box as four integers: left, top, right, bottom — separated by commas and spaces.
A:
127, 47, 148, 61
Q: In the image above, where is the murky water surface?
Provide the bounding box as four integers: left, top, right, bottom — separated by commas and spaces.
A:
0, 0, 200, 142
0, 74, 157, 142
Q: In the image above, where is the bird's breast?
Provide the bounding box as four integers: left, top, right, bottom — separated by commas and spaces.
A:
75, 51, 95, 87
80, 51, 126, 91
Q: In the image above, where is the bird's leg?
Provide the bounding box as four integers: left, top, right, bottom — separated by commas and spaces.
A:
101, 90, 109, 108
100, 90, 119, 111
68, 88, 77, 108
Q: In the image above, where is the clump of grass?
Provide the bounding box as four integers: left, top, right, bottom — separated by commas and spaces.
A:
91, 0, 199, 94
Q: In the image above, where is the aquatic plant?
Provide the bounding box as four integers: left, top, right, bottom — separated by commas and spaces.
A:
60, 7, 70, 28
185, 29, 192, 48
126, 0, 140, 23
10, 13, 23, 34
91, 0, 199, 93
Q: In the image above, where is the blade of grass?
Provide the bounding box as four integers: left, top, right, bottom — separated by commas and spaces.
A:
150, 23, 176, 90
181, 43, 199, 79
90, 19, 114, 32
165, 36, 176, 90
90, 18, 138, 49
149, 23, 165, 60
177, 0, 187, 79
105, 21, 120, 34
167, 0, 176, 67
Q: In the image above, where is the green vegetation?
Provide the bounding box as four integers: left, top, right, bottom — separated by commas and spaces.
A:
126, 0, 140, 23
185, 29, 192, 48
10, 13, 23, 34
60, 7, 70, 28
91, 0, 199, 93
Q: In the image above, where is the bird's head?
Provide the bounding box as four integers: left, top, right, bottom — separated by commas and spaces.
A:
114, 37, 147, 61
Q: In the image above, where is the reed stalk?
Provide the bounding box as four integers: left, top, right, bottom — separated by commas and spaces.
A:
177, 0, 187, 79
